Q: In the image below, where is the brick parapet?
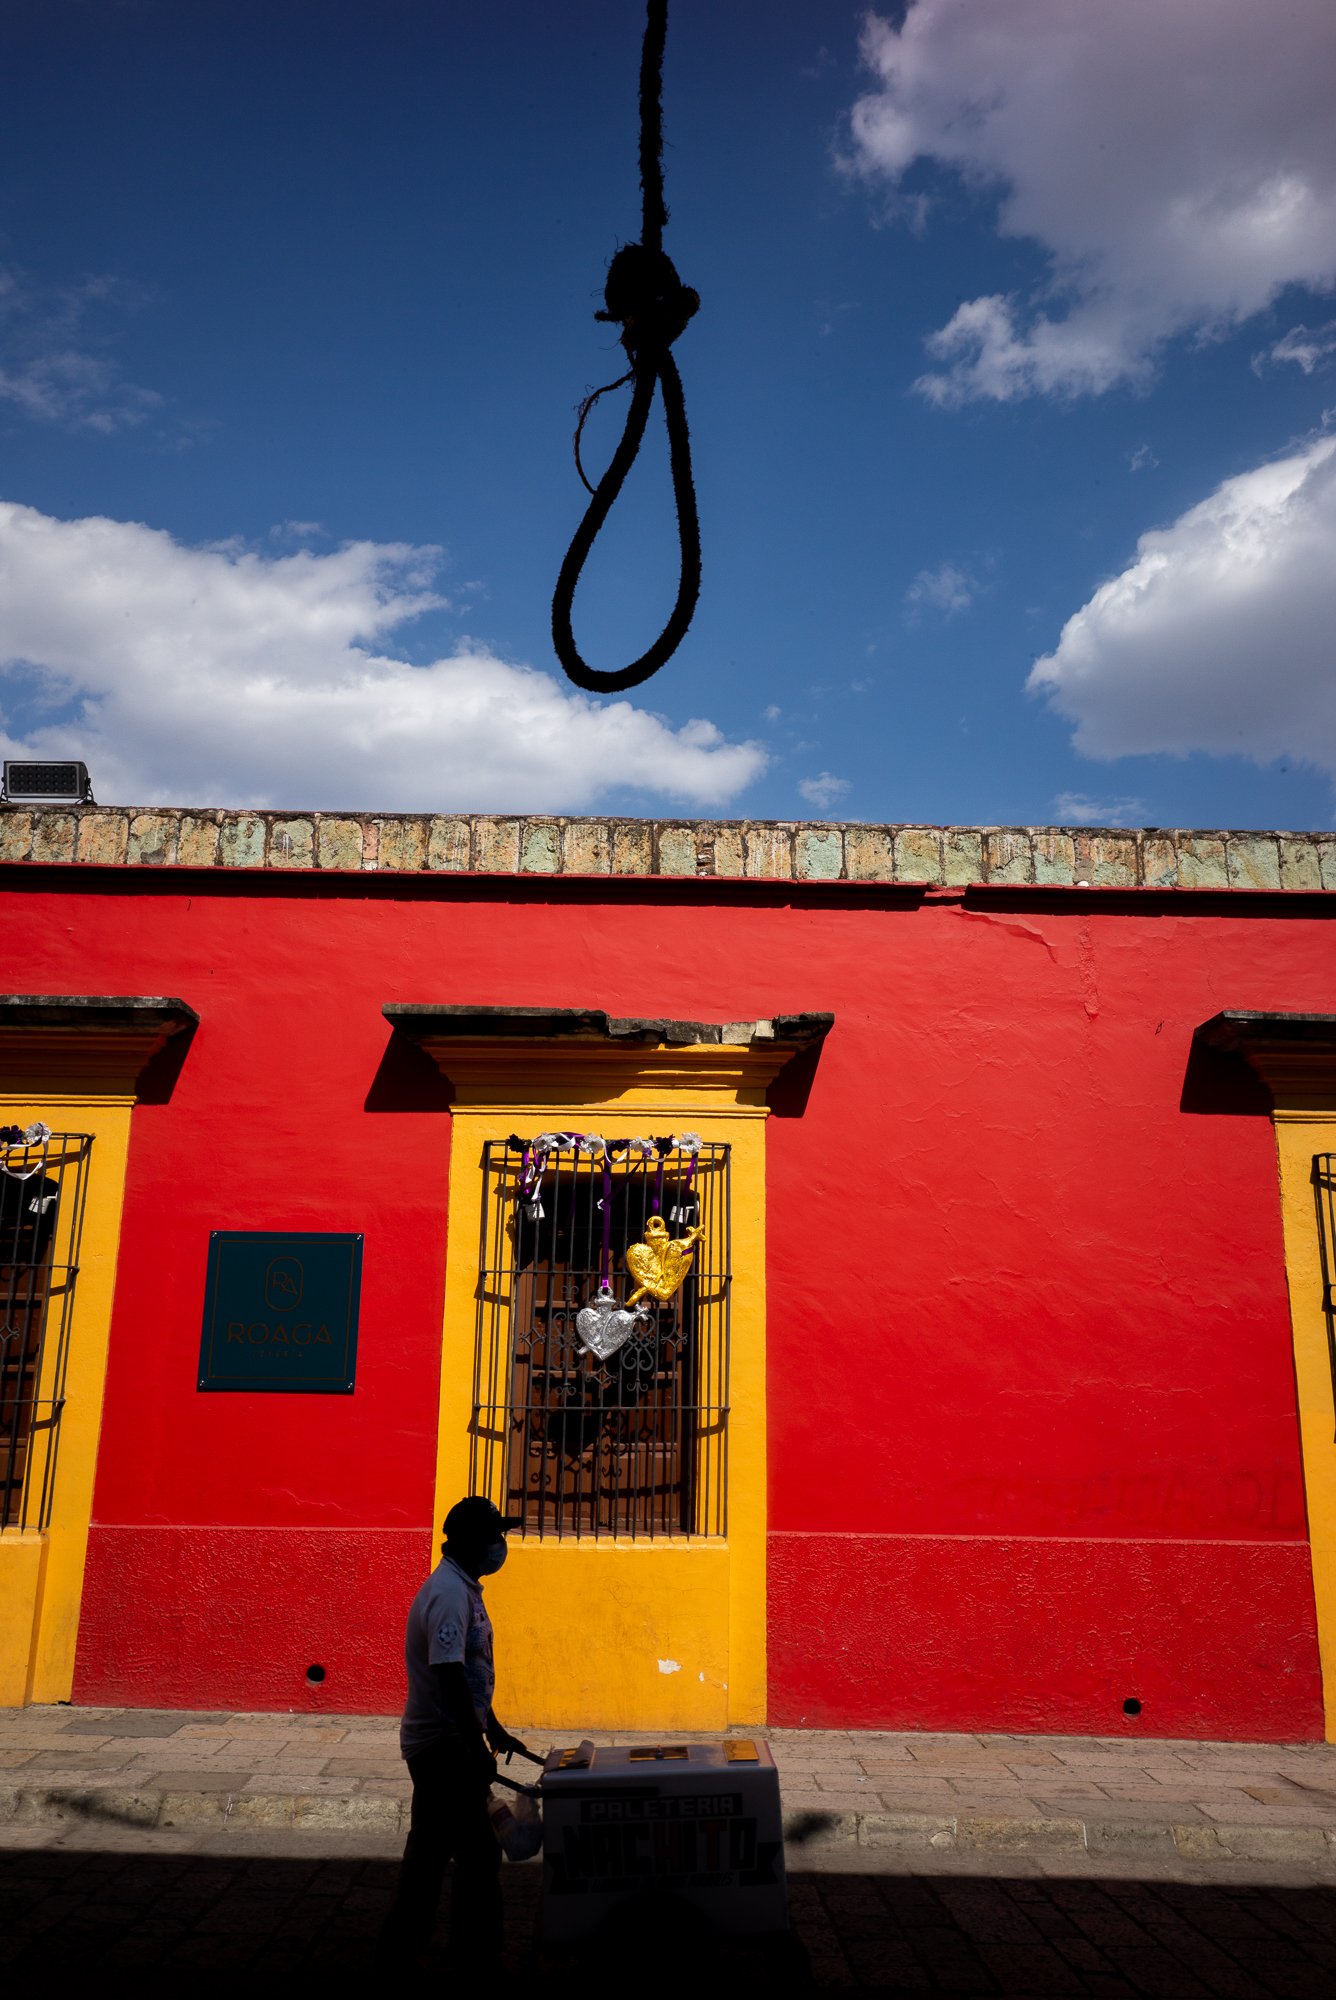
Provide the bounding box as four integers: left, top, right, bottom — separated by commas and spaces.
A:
1, 806, 1333, 892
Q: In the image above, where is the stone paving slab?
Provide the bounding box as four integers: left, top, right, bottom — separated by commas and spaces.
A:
4, 1709, 1336, 1869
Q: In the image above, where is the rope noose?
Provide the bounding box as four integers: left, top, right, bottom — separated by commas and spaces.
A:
551, 0, 701, 694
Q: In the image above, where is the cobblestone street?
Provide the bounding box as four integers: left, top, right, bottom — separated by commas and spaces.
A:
6, 1711, 1336, 1990
4, 1816, 1336, 1994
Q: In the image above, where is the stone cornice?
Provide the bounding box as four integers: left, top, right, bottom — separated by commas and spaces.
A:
2, 805, 1334, 893
383, 1004, 832, 1048
1194, 1011, 1336, 1110
386, 1006, 831, 1109
0, 995, 197, 1091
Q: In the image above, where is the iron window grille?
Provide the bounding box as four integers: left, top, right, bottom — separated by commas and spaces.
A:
1, 1131, 92, 1531
470, 1138, 731, 1539
1315, 1155, 1336, 1438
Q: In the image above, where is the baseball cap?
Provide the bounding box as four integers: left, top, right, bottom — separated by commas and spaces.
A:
442, 1495, 524, 1543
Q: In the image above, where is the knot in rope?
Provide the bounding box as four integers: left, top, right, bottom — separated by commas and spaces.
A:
597, 242, 699, 361
551, 0, 702, 696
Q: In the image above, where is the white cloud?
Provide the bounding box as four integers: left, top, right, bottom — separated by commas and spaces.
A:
1052, 793, 1147, 828
0, 501, 766, 811
1129, 445, 1159, 474
848, 0, 1336, 402
269, 519, 327, 542
1255, 320, 1336, 375
0, 350, 161, 433
0, 266, 162, 433
905, 560, 974, 615
797, 771, 850, 811
1028, 433, 1336, 780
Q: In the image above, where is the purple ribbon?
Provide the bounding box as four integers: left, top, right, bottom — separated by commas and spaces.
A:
600, 1155, 612, 1286
653, 1136, 673, 1214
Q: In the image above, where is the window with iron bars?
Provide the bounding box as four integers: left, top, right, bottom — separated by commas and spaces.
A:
1315, 1155, 1336, 1427
1, 1130, 91, 1531
469, 1138, 730, 1538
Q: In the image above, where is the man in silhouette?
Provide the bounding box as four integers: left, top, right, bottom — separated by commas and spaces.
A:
378, 1496, 530, 1968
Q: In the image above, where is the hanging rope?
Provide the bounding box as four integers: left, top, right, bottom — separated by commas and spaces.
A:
551, 0, 701, 694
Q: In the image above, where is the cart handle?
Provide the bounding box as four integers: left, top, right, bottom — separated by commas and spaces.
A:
492, 1772, 543, 1799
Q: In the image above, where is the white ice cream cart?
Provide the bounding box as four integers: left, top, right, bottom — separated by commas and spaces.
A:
537, 1738, 787, 1943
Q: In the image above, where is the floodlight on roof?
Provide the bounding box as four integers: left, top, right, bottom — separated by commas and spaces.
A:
1, 761, 95, 808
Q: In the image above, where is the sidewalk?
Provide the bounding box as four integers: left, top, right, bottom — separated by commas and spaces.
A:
4, 1708, 1336, 1866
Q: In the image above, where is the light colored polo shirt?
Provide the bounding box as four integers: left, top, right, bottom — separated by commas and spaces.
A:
400, 1556, 495, 1758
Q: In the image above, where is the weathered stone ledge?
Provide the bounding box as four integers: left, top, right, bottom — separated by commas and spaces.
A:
5, 1780, 1336, 1863
1, 806, 1334, 891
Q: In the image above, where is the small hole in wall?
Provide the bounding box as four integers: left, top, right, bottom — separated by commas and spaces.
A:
306, 1664, 326, 1684
1123, 1697, 1142, 1716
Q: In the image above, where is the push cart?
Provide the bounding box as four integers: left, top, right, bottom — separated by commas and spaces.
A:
533, 1737, 787, 1943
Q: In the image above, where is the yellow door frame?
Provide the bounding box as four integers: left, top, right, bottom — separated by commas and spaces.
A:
0, 1001, 194, 1706
0, 1092, 133, 1705
1274, 1109, 1336, 1740
416, 1032, 796, 1733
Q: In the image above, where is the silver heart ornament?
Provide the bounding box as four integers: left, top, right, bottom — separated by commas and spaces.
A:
576, 1284, 645, 1361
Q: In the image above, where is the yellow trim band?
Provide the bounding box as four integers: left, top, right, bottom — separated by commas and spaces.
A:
0, 1093, 132, 1706
1274, 1110, 1336, 1740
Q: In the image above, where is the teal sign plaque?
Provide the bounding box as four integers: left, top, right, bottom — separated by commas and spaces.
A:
198, 1231, 362, 1393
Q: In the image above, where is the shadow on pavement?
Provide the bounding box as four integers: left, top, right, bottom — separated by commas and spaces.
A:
2, 1844, 1336, 1993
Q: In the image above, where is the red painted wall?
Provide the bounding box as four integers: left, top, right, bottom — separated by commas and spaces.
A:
3, 867, 1328, 1734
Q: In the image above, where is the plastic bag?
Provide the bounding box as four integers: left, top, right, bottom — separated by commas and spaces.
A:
488, 1786, 543, 1861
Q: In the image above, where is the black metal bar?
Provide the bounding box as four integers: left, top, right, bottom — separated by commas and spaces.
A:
722, 1142, 731, 1535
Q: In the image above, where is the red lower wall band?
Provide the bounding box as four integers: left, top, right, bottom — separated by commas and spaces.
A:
75, 1523, 1325, 1739
766, 1531, 1324, 1740
74, 1525, 430, 1715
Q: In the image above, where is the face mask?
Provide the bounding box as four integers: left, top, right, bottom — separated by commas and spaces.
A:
476, 1540, 508, 1576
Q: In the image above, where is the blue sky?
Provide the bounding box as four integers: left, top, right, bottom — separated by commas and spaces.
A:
2, 0, 1335, 828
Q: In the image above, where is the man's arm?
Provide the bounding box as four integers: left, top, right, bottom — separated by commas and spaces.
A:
485, 1709, 530, 1762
